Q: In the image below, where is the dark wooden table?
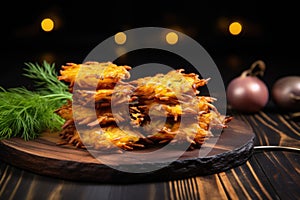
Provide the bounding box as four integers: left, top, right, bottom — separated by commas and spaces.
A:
0, 108, 299, 200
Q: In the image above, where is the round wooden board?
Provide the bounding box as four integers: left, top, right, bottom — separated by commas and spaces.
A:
0, 119, 255, 184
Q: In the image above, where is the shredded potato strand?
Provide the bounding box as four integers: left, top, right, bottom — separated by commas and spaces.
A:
55, 62, 232, 151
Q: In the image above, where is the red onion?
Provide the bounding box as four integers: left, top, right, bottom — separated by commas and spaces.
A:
226, 60, 269, 113
272, 76, 300, 111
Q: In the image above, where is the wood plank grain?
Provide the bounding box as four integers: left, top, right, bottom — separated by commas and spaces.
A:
236, 112, 300, 148
253, 151, 300, 199
218, 156, 281, 199
0, 161, 174, 200
168, 175, 228, 200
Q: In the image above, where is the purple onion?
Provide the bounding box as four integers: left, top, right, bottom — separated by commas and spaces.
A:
226, 76, 269, 113
272, 76, 300, 111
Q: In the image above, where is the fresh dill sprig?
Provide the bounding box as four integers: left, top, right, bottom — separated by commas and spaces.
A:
0, 61, 72, 140
0, 87, 65, 140
23, 60, 72, 102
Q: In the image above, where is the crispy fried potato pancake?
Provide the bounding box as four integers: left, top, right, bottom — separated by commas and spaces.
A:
58, 61, 131, 90
55, 62, 232, 151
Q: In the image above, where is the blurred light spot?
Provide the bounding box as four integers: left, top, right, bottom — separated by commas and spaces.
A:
39, 52, 56, 63
216, 17, 230, 34
115, 47, 127, 57
166, 32, 178, 45
114, 32, 127, 45
41, 18, 54, 32
229, 22, 242, 35
227, 54, 242, 70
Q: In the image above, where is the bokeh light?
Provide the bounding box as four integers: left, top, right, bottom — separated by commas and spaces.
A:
166, 32, 178, 45
39, 52, 56, 63
229, 22, 242, 35
114, 32, 127, 45
41, 18, 54, 32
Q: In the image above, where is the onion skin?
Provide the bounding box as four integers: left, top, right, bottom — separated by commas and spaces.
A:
226, 76, 269, 113
271, 76, 300, 111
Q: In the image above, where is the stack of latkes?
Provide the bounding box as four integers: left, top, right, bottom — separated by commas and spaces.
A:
55, 61, 232, 151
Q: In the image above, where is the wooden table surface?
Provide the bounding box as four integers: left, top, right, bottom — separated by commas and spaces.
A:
0, 109, 299, 200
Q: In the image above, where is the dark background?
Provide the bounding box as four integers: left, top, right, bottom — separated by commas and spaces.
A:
1, 0, 299, 90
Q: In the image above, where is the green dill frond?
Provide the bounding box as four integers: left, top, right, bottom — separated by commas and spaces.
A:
0, 87, 65, 140
0, 61, 72, 140
23, 60, 72, 101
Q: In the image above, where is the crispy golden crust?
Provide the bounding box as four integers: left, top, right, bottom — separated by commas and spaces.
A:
58, 61, 131, 90
72, 83, 134, 106
130, 69, 209, 102
55, 62, 232, 151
